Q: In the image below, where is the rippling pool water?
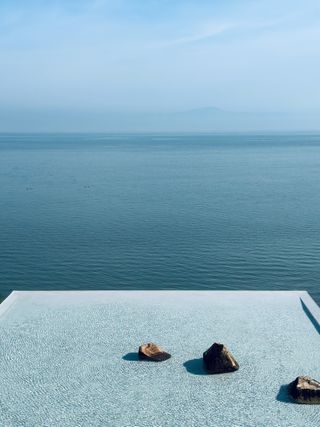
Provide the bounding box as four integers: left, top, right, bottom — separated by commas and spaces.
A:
0, 291, 319, 426
1, 133, 320, 302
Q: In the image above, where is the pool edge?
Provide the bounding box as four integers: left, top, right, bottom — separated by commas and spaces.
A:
1, 290, 319, 329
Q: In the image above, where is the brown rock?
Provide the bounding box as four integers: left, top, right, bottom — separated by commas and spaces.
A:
289, 376, 320, 404
203, 343, 239, 374
138, 343, 171, 362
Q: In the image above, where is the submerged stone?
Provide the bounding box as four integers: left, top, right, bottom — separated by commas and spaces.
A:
289, 376, 320, 404
138, 343, 171, 362
203, 343, 239, 374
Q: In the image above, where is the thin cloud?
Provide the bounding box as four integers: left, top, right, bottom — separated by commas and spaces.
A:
160, 24, 233, 47
159, 15, 300, 48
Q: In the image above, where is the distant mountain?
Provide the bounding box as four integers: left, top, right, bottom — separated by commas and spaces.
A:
175, 107, 227, 116
158, 107, 320, 132
0, 107, 319, 132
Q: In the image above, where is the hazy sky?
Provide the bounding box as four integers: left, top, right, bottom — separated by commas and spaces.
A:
1, 0, 320, 123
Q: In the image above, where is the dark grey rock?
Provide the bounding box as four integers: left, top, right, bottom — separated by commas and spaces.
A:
289, 376, 320, 404
138, 343, 171, 362
203, 343, 239, 374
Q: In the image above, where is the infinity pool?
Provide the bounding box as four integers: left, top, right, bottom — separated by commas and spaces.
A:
0, 291, 319, 426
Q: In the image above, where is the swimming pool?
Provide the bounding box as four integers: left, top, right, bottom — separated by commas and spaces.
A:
0, 291, 319, 426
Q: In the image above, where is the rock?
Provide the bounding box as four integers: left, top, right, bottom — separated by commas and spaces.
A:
288, 376, 320, 404
203, 343, 239, 374
138, 343, 171, 362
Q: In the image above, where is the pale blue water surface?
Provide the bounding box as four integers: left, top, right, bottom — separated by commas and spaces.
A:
1, 133, 320, 302
0, 291, 319, 426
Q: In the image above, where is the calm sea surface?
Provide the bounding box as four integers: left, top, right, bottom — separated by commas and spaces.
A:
1, 133, 320, 303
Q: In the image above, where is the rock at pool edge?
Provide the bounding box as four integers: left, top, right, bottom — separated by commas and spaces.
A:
289, 376, 320, 404
138, 343, 171, 362
203, 343, 239, 374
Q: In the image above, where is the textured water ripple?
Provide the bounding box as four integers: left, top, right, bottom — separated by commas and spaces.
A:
1, 134, 320, 305
0, 292, 319, 426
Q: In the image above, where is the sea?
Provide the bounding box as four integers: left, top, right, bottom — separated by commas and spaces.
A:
1, 133, 319, 303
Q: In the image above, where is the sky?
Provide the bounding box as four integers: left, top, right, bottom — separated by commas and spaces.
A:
0, 0, 320, 131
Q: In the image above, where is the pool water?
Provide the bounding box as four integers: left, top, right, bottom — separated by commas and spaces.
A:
0, 291, 319, 426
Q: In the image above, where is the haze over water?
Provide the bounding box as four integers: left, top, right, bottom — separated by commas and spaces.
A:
1, 133, 320, 303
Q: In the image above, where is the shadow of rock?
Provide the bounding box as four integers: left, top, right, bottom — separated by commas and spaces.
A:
122, 352, 139, 361
183, 358, 207, 376
276, 384, 295, 403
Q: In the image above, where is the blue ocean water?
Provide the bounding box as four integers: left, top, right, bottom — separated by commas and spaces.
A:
1, 133, 320, 303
